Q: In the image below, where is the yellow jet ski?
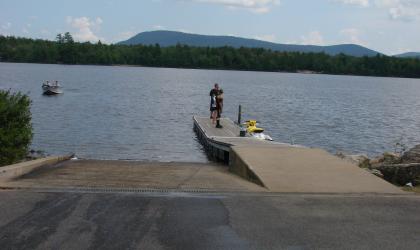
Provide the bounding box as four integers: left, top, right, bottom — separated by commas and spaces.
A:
245, 120, 264, 133
244, 120, 273, 141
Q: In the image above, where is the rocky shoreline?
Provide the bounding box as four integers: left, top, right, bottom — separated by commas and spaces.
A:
338, 145, 420, 188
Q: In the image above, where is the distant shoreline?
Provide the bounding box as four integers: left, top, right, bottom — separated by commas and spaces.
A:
1, 35, 420, 79
1, 61, 419, 80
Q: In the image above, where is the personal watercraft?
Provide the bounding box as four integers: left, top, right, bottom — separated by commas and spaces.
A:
243, 120, 273, 141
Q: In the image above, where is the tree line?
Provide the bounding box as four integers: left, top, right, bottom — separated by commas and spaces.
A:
1, 33, 420, 78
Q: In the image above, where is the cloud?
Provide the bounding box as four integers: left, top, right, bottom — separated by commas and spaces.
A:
334, 0, 369, 7
255, 34, 276, 42
335, 0, 420, 21
66, 16, 103, 42
375, 0, 420, 21
184, 0, 281, 13
153, 25, 165, 30
300, 31, 325, 45
1, 22, 11, 30
0, 22, 12, 36
340, 28, 366, 45
115, 31, 137, 41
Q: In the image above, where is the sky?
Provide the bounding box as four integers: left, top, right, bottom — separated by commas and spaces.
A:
0, 0, 419, 55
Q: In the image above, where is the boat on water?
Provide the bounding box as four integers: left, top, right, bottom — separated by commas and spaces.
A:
42, 81, 62, 95
243, 120, 273, 141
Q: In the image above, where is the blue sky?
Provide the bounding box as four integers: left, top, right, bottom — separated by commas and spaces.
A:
0, 0, 419, 55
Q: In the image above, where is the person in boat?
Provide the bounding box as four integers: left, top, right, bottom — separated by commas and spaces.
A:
54, 80, 58, 86
215, 88, 224, 128
209, 83, 219, 124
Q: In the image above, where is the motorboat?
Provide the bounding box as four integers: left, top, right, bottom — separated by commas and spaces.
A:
243, 120, 273, 141
42, 81, 62, 95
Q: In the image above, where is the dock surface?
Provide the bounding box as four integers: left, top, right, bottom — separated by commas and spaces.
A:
194, 116, 403, 194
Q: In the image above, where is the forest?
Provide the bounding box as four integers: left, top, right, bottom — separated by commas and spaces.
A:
1, 33, 420, 78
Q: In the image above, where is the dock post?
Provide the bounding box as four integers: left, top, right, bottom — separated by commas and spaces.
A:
238, 105, 242, 125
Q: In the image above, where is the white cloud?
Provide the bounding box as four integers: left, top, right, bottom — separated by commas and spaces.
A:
339, 28, 367, 45
375, 0, 420, 21
334, 0, 370, 7
66, 16, 103, 42
116, 31, 137, 41
184, 0, 280, 13
255, 34, 276, 42
300, 31, 325, 45
153, 25, 165, 30
1, 22, 11, 30
335, 0, 420, 21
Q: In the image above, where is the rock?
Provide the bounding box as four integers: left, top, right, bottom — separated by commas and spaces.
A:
369, 157, 383, 169
367, 145, 420, 186
26, 149, 47, 160
368, 169, 384, 178
402, 144, 420, 163
377, 163, 420, 186
382, 152, 402, 164
335, 152, 346, 159
359, 157, 371, 169
336, 153, 371, 168
369, 157, 381, 165
370, 152, 401, 169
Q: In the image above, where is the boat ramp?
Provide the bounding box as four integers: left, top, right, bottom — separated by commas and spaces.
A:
193, 116, 403, 194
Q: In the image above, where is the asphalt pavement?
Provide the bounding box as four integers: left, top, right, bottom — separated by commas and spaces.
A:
0, 190, 419, 250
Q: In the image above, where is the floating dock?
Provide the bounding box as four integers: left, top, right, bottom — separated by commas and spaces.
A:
194, 116, 403, 194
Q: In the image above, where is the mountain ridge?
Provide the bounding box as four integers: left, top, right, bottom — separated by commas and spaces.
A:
118, 30, 381, 57
394, 52, 420, 58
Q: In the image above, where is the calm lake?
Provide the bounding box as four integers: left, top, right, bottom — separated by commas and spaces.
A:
1, 62, 420, 162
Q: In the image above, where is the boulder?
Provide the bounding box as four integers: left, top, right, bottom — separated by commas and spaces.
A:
377, 163, 420, 186
402, 144, 420, 163
382, 152, 402, 164
367, 169, 384, 178
370, 152, 401, 169
336, 153, 370, 168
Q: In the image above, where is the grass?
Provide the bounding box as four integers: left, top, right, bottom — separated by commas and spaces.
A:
402, 186, 420, 194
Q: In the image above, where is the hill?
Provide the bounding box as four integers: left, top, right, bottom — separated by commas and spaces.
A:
394, 52, 420, 59
118, 30, 380, 57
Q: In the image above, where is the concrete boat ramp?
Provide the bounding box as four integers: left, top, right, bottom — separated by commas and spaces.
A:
194, 116, 403, 194
0, 116, 403, 195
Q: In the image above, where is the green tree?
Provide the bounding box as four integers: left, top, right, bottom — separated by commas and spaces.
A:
63, 32, 74, 43
56, 33, 64, 43
0, 90, 33, 166
1, 35, 420, 78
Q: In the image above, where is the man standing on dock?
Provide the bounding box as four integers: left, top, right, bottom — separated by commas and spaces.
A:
216, 88, 224, 128
210, 83, 219, 124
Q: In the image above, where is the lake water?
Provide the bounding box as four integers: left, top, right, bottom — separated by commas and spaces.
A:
1, 62, 420, 162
